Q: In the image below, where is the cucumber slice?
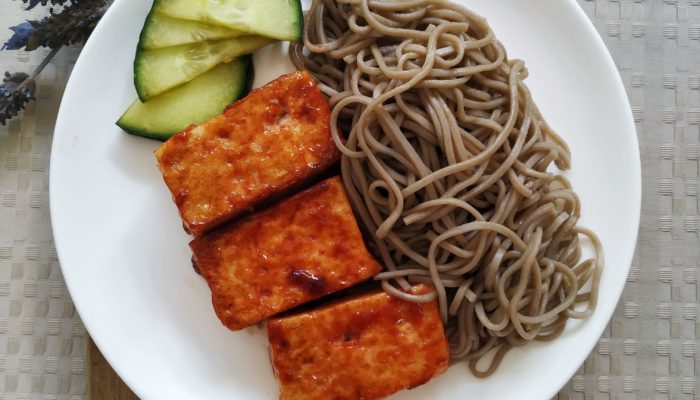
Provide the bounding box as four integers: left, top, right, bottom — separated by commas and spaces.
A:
154, 0, 303, 42
134, 36, 270, 101
140, 12, 244, 50
118, 57, 253, 141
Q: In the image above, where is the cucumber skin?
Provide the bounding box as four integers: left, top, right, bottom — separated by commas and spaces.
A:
243, 55, 255, 97
132, 47, 146, 103
137, 5, 157, 51
117, 122, 174, 142
284, 0, 304, 43
132, 6, 154, 103
119, 56, 255, 142
291, 0, 304, 43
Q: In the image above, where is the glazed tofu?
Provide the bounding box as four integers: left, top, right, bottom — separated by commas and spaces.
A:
190, 177, 382, 331
267, 285, 449, 400
155, 71, 340, 236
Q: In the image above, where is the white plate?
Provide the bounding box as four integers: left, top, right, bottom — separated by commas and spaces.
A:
50, 0, 640, 399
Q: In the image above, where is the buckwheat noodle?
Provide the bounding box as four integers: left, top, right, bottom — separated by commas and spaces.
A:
291, 0, 603, 377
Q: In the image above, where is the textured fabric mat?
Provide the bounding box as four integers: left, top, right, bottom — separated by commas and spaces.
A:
0, 3, 86, 399
0, 0, 697, 399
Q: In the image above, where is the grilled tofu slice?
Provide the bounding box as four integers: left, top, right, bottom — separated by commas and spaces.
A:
190, 177, 382, 331
267, 284, 449, 400
155, 71, 340, 236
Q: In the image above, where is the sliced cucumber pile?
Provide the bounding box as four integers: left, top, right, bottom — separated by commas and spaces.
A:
154, 0, 303, 42
118, 0, 302, 140
140, 13, 244, 50
134, 35, 270, 101
118, 57, 252, 141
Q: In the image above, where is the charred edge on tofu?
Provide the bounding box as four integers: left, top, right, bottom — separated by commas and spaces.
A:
187, 163, 342, 237
191, 255, 201, 275
271, 280, 383, 319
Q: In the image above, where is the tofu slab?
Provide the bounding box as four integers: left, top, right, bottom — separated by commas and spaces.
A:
190, 177, 382, 331
267, 285, 449, 400
155, 71, 340, 236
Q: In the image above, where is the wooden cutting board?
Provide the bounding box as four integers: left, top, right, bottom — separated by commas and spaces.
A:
88, 338, 139, 400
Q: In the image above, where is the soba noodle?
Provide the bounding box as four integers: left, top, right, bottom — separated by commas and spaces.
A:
291, 0, 603, 376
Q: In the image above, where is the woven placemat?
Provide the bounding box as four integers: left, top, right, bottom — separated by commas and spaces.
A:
0, 1, 697, 399
558, 1, 698, 399
0, 3, 86, 399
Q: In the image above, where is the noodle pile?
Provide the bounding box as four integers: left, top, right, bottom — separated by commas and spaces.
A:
291, 0, 603, 376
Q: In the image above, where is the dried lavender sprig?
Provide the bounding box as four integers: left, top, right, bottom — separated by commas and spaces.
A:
0, 47, 60, 126
16, 0, 70, 10
0, 73, 35, 126
3, 0, 109, 51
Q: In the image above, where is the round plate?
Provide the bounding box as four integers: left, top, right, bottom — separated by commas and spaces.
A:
50, 0, 640, 399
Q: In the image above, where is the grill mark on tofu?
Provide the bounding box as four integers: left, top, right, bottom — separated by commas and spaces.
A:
189, 177, 382, 331
267, 285, 449, 400
155, 71, 340, 236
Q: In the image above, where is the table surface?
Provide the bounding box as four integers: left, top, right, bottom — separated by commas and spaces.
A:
1, 0, 698, 399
